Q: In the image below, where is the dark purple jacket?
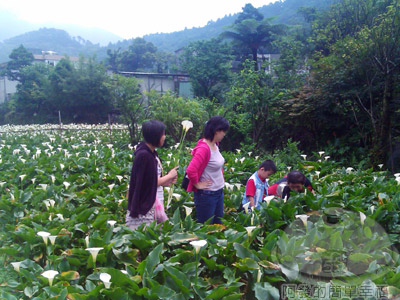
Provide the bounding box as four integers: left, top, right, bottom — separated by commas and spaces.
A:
127, 142, 158, 217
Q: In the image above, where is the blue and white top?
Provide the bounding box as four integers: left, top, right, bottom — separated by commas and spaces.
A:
242, 171, 269, 210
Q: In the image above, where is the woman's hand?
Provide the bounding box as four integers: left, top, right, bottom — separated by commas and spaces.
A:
158, 166, 179, 187
194, 180, 212, 190
167, 166, 178, 180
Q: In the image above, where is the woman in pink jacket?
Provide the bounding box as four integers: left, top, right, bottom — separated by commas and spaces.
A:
186, 116, 229, 224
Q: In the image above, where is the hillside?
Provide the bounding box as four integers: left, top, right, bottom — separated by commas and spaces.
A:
0, 11, 122, 46
0, 28, 103, 63
0, 0, 333, 63
142, 0, 334, 52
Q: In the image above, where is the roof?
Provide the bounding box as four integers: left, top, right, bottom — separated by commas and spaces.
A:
33, 54, 80, 62
118, 71, 189, 78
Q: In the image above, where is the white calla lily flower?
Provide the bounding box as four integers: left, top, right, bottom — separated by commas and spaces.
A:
190, 240, 207, 254
245, 226, 257, 236
107, 220, 117, 227
86, 247, 103, 263
318, 151, 325, 157
11, 262, 22, 273
295, 215, 309, 227
181, 120, 193, 132
359, 212, 366, 225
49, 235, 57, 245
100, 272, 112, 289
300, 155, 307, 160
378, 164, 384, 169
183, 205, 192, 217
41, 270, 59, 286
116, 175, 123, 183
172, 193, 181, 200
39, 184, 48, 191
37, 231, 51, 245
264, 195, 275, 206
242, 202, 250, 214
63, 182, 70, 189
43, 200, 50, 210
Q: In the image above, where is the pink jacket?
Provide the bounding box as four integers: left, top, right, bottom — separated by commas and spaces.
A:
186, 139, 224, 192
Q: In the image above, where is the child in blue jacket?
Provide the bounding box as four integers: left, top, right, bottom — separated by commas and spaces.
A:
242, 160, 277, 210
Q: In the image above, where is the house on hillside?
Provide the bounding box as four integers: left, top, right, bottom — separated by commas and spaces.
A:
118, 71, 193, 99
33, 51, 80, 67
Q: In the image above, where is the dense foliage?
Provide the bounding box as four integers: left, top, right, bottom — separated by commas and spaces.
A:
1, 0, 400, 169
0, 124, 400, 299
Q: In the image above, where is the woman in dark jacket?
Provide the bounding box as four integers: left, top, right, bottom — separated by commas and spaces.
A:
126, 120, 177, 230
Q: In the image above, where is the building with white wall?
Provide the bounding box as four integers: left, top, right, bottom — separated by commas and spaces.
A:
0, 75, 18, 103
118, 71, 193, 98
33, 51, 80, 67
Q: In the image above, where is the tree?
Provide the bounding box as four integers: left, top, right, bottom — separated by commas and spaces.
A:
147, 91, 209, 145
106, 48, 121, 72
311, 0, 394, 55
154, 51, 175, 73
13, 63, 52, 123
6, 45, 34, 81
273, 36, 309, 89
117, 38, 158, 72
49, 57, 113, 123
108, 74, 147, 145
310, 0, 400, 166
180, 38, 232, 99
221, 10, 285, 70
235, 3, 264, 24
225, 60, 276, 147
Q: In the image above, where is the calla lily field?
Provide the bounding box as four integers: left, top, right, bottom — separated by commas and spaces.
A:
0, 123, 400, 299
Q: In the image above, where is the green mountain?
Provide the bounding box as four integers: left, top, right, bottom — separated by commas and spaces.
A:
142, 0, 333, 52
0, 10, 122, 46
0, 28, 103, 63
0, 0, 333, 63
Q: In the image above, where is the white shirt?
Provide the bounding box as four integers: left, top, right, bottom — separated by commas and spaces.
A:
199, 145, 225, 191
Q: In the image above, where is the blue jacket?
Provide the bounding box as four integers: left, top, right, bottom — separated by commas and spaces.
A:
242, 171, 269, 210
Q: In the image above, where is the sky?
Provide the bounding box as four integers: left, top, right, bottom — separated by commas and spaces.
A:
0, 0, 277, 39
